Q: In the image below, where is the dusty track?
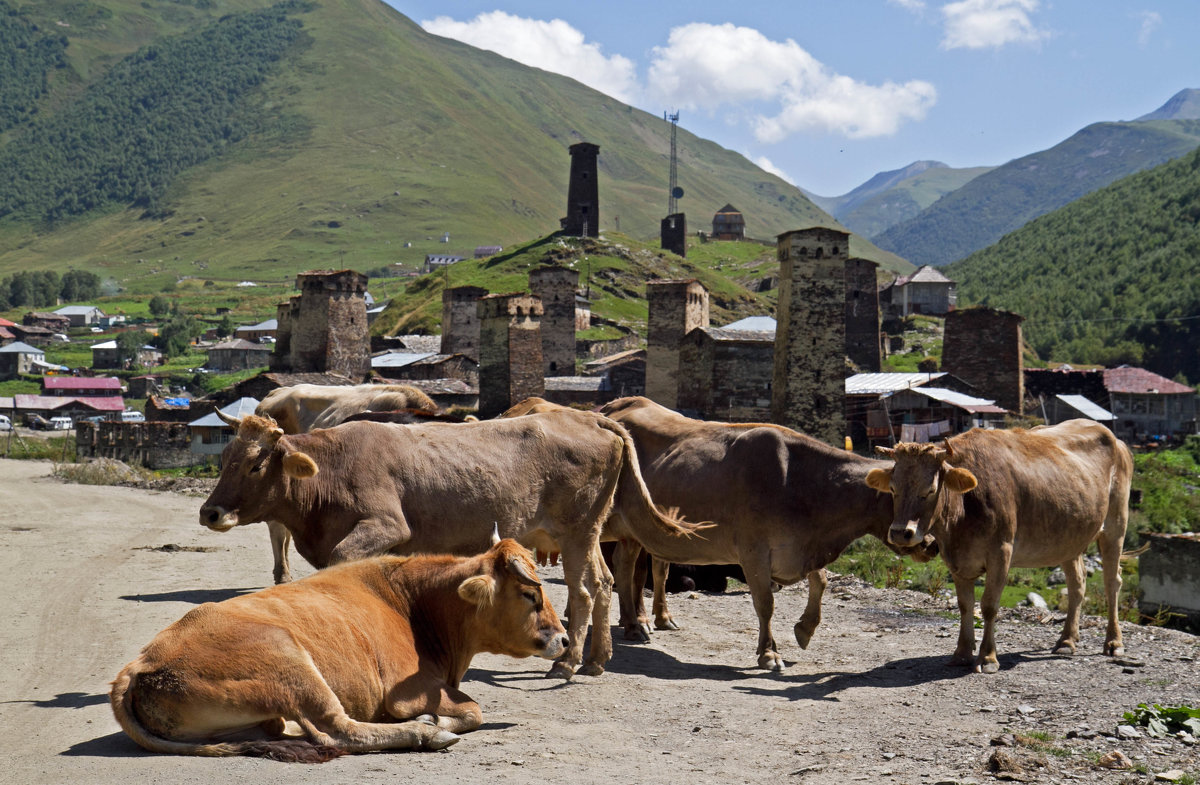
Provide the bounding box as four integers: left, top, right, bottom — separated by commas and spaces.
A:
1, 458, 1196, 784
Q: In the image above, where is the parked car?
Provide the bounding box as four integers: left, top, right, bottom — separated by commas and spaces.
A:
119, 410, 146, 423
27, 414, 51, 430
49, 416, 74, 430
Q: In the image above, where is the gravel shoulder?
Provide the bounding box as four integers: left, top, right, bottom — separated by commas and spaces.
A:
1, 457, 1196, 785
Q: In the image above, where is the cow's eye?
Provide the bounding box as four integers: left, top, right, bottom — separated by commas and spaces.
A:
522, 588, 540, 606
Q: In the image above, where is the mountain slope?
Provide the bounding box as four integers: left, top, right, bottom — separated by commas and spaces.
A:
872, 94, 1200, 266
948, 145, 1200, 382
835, 163, 992, 239
0, 0, 909, 292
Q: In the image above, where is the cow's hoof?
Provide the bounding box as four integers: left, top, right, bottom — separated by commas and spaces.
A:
654, 618, 679, 632
794, 622, 815, 650
547, 662, 575, 680
1052, 643, 1076, 657
758, 653, 784, 671
414, 714, 437, 726
623, 624, 651, 642
425, 730, 460, 751
1106, 644, 1125, 657
974, 660, 1000, 674
577, 662, 605, 677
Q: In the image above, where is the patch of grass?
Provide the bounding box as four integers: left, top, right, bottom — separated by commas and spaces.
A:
1, 434, 76, 462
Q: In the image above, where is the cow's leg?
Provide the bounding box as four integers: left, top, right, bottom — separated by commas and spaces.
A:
580, 542, 615, 677
1098, 509, 1127, 656
387, 679, 483, 735
552, 542, 612, 679
975, 545, 1013, 674
742, 553, 782, 671
268, 521, 292, 584
650, 556, 679, 631
1053, 554, 1086, 656
949, 572, 977, 667
793, 568, 827, 650
611, 540, 651, 641
328, 516, 411, 564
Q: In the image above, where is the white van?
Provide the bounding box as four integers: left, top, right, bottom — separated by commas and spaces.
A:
49, 416, 73, 430
119, 410, 146, 423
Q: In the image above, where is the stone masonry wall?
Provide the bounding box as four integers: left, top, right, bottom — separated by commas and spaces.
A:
772, 228, 848, 445
646, 279, 709, 409
477, 293, 544, 418
76, 421, 198, 469
441, 285, 488, 361
942, 307, 1024, 414
529, 266, 578, 377
845, 257, 881, 372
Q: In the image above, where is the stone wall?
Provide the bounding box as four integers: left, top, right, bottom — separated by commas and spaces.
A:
76, 421, 198, 469
679, 329, 774, 421
645, 279, 709, 409
272, 269, 369, 381
440, 285, 488, 361
564, 142, 600, 237
529, 266, 578, 377
845, 257, 881, 372
1139, 532, 1200, 632
660, 213, 687, 257
772, 228, 848, 445
942, 307, 1024, 414
477, 293, 544, 418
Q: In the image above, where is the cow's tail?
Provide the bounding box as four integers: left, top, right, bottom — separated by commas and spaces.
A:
109, 664, 344, 764
594, 415, 710, 542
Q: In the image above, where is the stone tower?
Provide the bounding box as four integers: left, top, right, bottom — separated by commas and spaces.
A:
845, 257, 882, 372
646, 279, 709, 409
563, 142, 600, 237
660, 213, 687, 257
271, 269, 369, 380
529, 266, 578, 377
477, 293, 544, 419
772, 228, 848, 445
440, 285, 489, 361
942, 307, 1025, 414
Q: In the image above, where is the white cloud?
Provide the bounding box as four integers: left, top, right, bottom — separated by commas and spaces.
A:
940, 0, 1049, 50
752, 155, 795, 184
889, 0, 927, 12
647, 23, 936, 142
421, 11, 639, 104
1136, 10, 1162, 47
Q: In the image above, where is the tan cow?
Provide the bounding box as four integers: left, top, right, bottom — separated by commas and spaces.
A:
254, 382, 439, 584
599, 396, 936, 671
110, 538, 568, 760
865, 419, 1132, 673
199, 409, 704, 678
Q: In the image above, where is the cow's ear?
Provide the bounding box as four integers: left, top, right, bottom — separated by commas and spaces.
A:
865, 467, 893, 493
944, 466, 978, 494
874, 446, 894, 457
281, 450, 319, 479
458, 575, 496, 607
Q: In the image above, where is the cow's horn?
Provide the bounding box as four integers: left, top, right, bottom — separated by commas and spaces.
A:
490, 523, 501, 546
215, 408, 241, 428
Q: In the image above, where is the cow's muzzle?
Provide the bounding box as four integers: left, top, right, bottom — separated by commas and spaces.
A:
199, 505, 239, 532
539, 631, 570, 660
888, 521, 924, 549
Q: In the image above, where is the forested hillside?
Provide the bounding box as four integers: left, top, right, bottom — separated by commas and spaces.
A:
873, 119, 1200, 266
949, 146, 1200, 382
0, 2, 68, 133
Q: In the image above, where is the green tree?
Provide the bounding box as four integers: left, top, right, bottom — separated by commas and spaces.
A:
148, 295, 171, 318
216, 315, 236, 337
154, 313, 203, 357
115, 330, 153, 368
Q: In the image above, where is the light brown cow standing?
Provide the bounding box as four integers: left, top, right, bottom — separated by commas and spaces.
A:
110, 538, 568, 761
864, 419, 1132, 673
597, 396, 937, 671
254, 382, 439, 584
198, 409, 704, 678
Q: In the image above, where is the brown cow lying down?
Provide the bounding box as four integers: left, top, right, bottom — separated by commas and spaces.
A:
597, 396, 936, 671
199, 409, 704, 678
865, 419, 1132, 673
110, 538, 567, 761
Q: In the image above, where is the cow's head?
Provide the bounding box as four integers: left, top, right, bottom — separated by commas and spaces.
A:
198, 412, 318, 531
457, 538, 568, 661
865, 440, 978, 549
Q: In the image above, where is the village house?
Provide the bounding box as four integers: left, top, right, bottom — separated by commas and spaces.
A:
188, 397, 260, 460
43, 376, 123, 397
91, 340, 163, 370
582, 349, 645, 399
710, 204, 746, 241
233, 318, 277, 343
844, 372, 997, 448
879, 265, 957, 318
206, 339, 273, 372
53, 305, 106, 327
1026, 365, 1198, 439
0, 341, 45, 379
371, 351, 479, 385
24, 311, 71, 333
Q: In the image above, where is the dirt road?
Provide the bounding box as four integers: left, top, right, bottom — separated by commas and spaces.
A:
1, 458, 1196, 785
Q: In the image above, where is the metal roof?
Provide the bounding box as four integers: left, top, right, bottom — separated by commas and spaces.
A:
846, 372, 946, 395
1055, 394, 1115, 420
188, 397, 261, 427
371, 352, 436, 369
44, 376, 121, 391
722, 315, 776, 333
0, 341, 44, 355
897, 386, 1007, 413
1103, 366, 1195, 395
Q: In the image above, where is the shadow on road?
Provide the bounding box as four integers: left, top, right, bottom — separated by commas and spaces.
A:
119, 587, 260, 604
1, 691, 109, 710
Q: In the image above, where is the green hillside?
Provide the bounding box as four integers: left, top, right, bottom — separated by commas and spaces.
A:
837, 164, 992, 239
873, 119, 1200, 266
948, 146, 1200, 383
0, 0, 909, 294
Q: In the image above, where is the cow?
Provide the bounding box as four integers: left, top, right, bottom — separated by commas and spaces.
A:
598, 396, 936, 671
864, 419, 1132, 673
199, 408, 705, 678
110, 537, 568, 761
256, 383, 437, 435
254, 383, 441, 584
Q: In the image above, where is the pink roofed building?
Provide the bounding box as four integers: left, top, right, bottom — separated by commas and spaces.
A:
42, 376, 123, 397
1102, 366, 1198, 440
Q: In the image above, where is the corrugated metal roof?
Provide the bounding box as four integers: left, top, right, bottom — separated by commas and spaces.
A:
894, 265, 954, 286
702, 326, 773, 343
722, 315, 776, 333
44, 376, 121, 391
0, 341, 44, 354
188, 397, 261, 427
846, 372, 946, 395
544, 376, 606, 392
371, 352, 436, 369
1056, 394, 1115, 421
900, 387, 1007, 413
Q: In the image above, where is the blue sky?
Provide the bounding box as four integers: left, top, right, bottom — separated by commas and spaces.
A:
381, 0, 1198, 197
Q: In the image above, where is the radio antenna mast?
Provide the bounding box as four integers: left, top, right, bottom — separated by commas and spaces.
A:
665, 110, 680, 215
